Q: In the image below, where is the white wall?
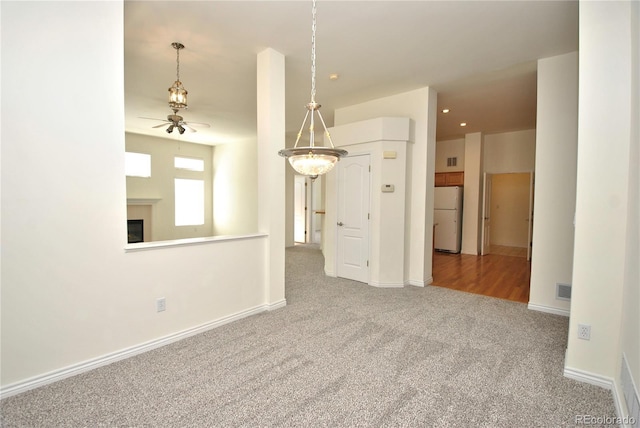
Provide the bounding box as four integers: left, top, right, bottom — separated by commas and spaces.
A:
436, 130, 535, 176
620, 0, 640, 413
212, 137, 258, 236
528, 52, 578, 316
435, 138, 465, 172
484, 130, 536, 173
1, 2, 282, 392
334, 88, 437, 286
565, 3, 638, 417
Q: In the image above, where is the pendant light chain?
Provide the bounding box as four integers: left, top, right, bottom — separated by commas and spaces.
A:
277, 0, 348, 176
310, 0, 317, 103
176, 45, 181, 82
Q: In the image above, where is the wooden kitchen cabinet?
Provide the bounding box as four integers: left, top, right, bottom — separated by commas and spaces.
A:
435, 172, 464, 187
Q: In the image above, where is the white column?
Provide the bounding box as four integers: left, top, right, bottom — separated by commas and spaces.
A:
565, 1, 633, 380
257, 48, 286, 308
407, 87, 437, 286
528, 52, 578, 315
461, 132, 483, 255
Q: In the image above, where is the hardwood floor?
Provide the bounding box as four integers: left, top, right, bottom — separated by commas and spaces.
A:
489, 244, 528, 258
431, 250, 531, 303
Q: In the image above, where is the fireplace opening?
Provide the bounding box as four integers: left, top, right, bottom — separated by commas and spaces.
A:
127, 219, 144, 243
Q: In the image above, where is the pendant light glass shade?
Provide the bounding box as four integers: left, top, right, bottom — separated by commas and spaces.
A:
168, 42, 188, 110
278, 0, 347, 176
168, 80, 188, 110
281, 147, 348, 176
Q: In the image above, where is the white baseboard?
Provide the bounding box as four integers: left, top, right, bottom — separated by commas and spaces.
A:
267, 299, 287, 311
0, 301, 285, 399
406, 278, 428, 287
527, 302, 570, 317
369, 281, 404, 288
564, 366, 614, 390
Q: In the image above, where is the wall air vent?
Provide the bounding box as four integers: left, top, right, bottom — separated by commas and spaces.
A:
556, 283, 571, 301
447, 157, 457, 167
621, 354, 640, 425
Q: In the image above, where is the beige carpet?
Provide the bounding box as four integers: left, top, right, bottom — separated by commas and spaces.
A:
0, 245, 616, 427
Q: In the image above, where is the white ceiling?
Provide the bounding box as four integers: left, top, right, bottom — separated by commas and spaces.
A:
124, 1, 578, 145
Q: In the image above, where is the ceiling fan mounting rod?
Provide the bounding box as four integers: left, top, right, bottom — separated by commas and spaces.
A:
171, 42, 184, 82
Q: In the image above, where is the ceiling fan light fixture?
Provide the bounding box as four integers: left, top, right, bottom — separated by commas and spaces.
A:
168, 42, 188, 110
166, 124, 175, 134
278, 0, 347, 177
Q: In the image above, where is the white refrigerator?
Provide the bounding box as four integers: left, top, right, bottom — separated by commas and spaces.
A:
434, 186, 463, 253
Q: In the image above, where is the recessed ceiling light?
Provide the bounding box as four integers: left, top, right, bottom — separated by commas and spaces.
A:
441, 108, 450, 113
460, 122, 467, 127
329, 73, 339, 80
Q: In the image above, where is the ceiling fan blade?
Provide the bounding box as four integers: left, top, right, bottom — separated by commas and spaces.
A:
181, 124, 198, 133
138, 116, 169, 122
184, 121, 210, 128
152, 123, 170, 129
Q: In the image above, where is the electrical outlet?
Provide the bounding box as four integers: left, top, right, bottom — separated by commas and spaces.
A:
577, 324, 591, 340
156, 297, 166, 312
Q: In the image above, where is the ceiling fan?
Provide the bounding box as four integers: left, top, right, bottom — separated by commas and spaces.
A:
138, 42, 211, 135
140, 109, 211, 134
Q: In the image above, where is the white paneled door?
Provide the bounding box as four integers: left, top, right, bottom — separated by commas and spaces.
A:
336, 154, 371, 283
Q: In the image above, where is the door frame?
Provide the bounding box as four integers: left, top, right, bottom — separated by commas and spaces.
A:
526, 171, 535, 261
481, 172, 493, 255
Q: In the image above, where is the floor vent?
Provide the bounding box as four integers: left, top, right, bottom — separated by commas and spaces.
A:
556, 283, 571, 301
621, 354, 640, 425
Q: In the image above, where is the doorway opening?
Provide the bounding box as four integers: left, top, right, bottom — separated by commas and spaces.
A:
433, 172, 534, 304
294, 175, 323, 245
482, 172, 534, 260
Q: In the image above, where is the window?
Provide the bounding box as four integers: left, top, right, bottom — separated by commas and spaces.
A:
174, 156, 204, 172
125, 152, 151, 177
174, 178, 204, 226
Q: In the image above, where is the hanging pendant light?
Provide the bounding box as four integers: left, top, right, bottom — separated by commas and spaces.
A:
278, 0, 347, 176
168, 42, 188, 110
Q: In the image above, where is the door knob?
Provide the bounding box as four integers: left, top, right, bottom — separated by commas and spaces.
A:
337, 222, 344, 226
